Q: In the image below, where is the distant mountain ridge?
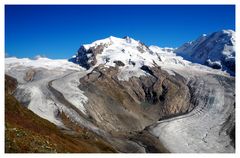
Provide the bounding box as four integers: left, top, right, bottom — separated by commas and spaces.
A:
70, 30, 235, 76
174, 30, 235, 75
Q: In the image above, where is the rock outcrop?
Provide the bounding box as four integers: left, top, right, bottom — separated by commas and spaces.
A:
79, 65, 191, 133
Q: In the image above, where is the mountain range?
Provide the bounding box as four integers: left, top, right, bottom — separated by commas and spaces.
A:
175, 30, 235, 75
5, 30, 235, 153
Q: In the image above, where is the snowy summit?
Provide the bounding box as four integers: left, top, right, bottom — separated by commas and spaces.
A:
69, 35, 229, 80
175, 30, 235, 75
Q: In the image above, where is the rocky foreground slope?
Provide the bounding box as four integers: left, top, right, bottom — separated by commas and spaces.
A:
5, 75, 116, 153
5, 32, 235, 153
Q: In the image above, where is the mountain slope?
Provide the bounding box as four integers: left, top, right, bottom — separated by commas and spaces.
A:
5, 74, 116, 153
174, 30, 235, 75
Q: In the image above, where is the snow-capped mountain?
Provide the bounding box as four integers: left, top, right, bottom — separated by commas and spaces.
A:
174, 30, 235, 75
69, 36, 154, 68
69, 36, 166, 80
5, 32, 235, 153
69, 36, 228, 80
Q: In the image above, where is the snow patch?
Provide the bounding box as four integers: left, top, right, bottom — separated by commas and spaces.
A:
51, 72, 89, 115
15, 85, 63, 126
5, 57, 83, 71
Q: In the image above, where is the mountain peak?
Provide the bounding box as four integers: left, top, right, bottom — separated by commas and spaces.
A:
211, 29, 235, 38
221, 29, 235, 34
82, 36, 139, 50
69, 36, 154, 70
175, 29, 235, 75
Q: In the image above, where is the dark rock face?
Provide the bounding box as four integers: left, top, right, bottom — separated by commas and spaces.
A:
69, 45, 105, 69
140, 65, 155, 77
205, 60, 222, 70
230, 126, 235, 147
5, 75, 18, 94
79, 65, 191, 134
223, 58, 235, 72
113, 60, 125, 67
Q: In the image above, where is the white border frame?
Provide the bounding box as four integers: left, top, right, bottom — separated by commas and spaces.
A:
0, 0, 239, 158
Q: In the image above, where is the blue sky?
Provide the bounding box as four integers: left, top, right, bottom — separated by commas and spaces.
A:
5, 5, 235, 59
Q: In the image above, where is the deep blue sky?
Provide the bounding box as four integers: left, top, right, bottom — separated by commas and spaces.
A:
5, 5, 235, 59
